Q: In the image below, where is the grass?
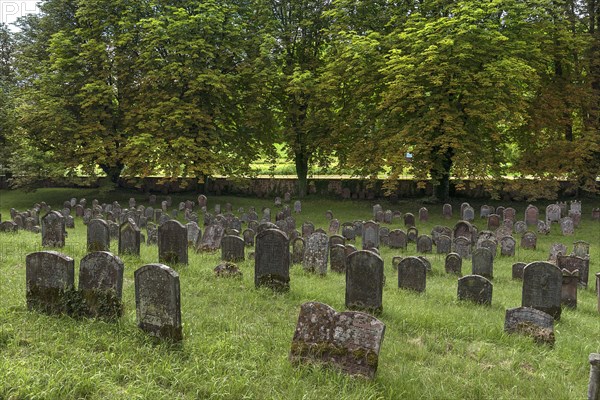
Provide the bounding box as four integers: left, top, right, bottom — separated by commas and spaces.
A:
1, 188, 600, 399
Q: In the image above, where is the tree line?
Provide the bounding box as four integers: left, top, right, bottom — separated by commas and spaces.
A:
0, 0, 599, 200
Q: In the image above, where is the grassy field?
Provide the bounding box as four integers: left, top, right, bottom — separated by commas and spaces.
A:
0, 188, 599, 399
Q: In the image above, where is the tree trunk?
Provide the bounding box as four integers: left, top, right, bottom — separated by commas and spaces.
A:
295, 150, 309, 198
432, 147, 454, 202
99, 163, 124, 186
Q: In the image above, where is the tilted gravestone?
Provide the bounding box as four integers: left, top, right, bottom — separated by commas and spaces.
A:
291, 237, 306, 264
221, 235, 245, 262
504, 307, 554, 345
362, 221, 380, 250
458, 275, 492, 305
303, 232, 329, 275
561, 269, 579, 309
255, 229, 290, 291
146, 223, 158, 246
79, 251, 124, 319
119, 220, 141, 256
330, 244, 347, 273
158, 220, 188, 265
26, 251, 74, 315
522, 261, 562, 320
500, 236, 516, 257
294, 200, 302, 213
289, 302, 385, 379
196, 224, 225, 252
87, 219, 110, 252
520, 231, 537, 250
134, 264, 182, 341
445, 253, 462, 275
398, 256, 427, 293
345, 251, 384, 314
472, 247, 493, 280
41, 211, 65, 248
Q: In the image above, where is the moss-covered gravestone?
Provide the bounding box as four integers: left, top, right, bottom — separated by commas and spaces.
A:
41, 211, 65, 248
458, 275, 492, 305
289, 302, 385, 379
504, 307, 554, 345
26, 251, 74, 314
79, 251, 124, 319
135, 263, 182, 341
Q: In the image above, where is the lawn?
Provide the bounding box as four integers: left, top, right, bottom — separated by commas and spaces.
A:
0, 188, 599, 399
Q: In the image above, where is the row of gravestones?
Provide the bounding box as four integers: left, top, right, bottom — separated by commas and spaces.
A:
26, 250, 183, 341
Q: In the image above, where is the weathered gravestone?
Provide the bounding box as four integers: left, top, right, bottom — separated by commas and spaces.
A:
436, 235, 452, 254
442, 203, 452, 219
522, 261, 562, 320
512, 262, 527, 280
0, 220, 18, 233
255, 229, 290, 291
134, 264, 182, 341
26, 251, 74, 315
453, 221, 473, 243
557, 254, 589, 287
345, 251, 384, 314
221, 235, 245, 262
243, 229, 255, 247
588, 353, 600, 400
593, 208, 600, 221
294, 200, 302, 213
328, 219, 340, 235
504, 307, 554, 345
87, 219, 110, 252
548, 243, 568, 263
379, 227, 390, 246
196, 224, 225, 252
503, 207, 515, 222
462, 206, 475, 222
520, 231, 537, 250
398, 256, 427, 293
304, 232, 329, 275
330, 244, 347, 273
372, 204, 383, 218
403, 213, 415, 227
453, 236, 472, 259
500, 236, 516, 257
158, 220, 188, 265
407, 227, 418, 243
289, 302, 385, 379
537, 220, 550, 235
119, 220, 141, 256
546, 204, 561, 224
480, 205, 493, 219
525, 205, 539, 227
457, 275, 492, 305
472, 247, 493, 280
487, 214, 501, 231
79, 251, 124, 319
302, 221, 315, 238
362, 221, 379, 250
572, 240, 590, 258
342, 223, 356, 241
514, 221, 527, 234
418, 207, 428, 222
478, 238, 497, 259
560, 217, 575, 235
384, 210, 393, 224
41, 211, 65, 248
291, 237, 306, 264
416, 235, 433, 253
388, 229, 407, 250
561, 269, 578, 309
445, 253, 462, 275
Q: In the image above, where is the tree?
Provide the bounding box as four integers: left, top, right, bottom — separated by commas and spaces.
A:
0, 23, 15, 174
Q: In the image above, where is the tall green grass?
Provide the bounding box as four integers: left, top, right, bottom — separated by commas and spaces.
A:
0, 188, 599, 399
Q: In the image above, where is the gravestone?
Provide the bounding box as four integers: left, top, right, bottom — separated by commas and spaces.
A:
255, 229, 290, 291
572, 240, 590, 258
472, 247, 493, 280
302, 221, 315, 238
499, 236, 516, 257
557, 254, 589, 287
158, 220, 188, 265
134, 264, 182, 341
26, 251, 74, 314
379, 227, 390, 246
453, 236, 472, 259
436, 235, 452, 254
503, 207, 516, 222
345, 251, 384, 314
478, 238, 497, 259
186, 222, 201, 247
442, 203, 452, 219
406, 227, 418, 243
548, 243, 567, 263
362, 221, 380, 250
588, 354, 600, 400
398, 257, 427, 292
418, 207, 428, 222
0, 220, 18, 233
304, 232, 329, 275
146, 223, 158, 245
118, 220, 141, 256
570, 200, 582, 213
353, 221, 363, 237
329, 244, 347, 273
291, 237, 306, 264
445, 253, 462, 275
325, 210, 333, 220
561, 269, 578, 309
372, 204, 383, 218
289, 302, 385, 379
525, 205, 539, 227
504, 307, 554, 345
328, 219, 340, 234
388, 229, 407, 250
520, 231, 537, 250
342, 223, 356, 241
560, 217, 574, 235
197, 194, 207, 208
41, 211, 65, 248
462, 206, 475, 222
512, 262, 527, 280
457, 275, 492, 305
79, 251, 124, 319
87, 219, 110, 252
480, 205, 493, 219
416, 235, 433, 253
537, 220, 550, 235
522, 261, 562, 320
431, 225, 452, 244
196, 224, 225, 252
546, 204, 561, 224
453, 221, 473, 243
330, 234, 345, 248
403, 213, 415, 227
221, 235, 245, 262
243, 229, 255, 247
593, 208, 600, 220
514, 221, 527, 235
294, 200, 302, 213
487, 214, 501, 231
